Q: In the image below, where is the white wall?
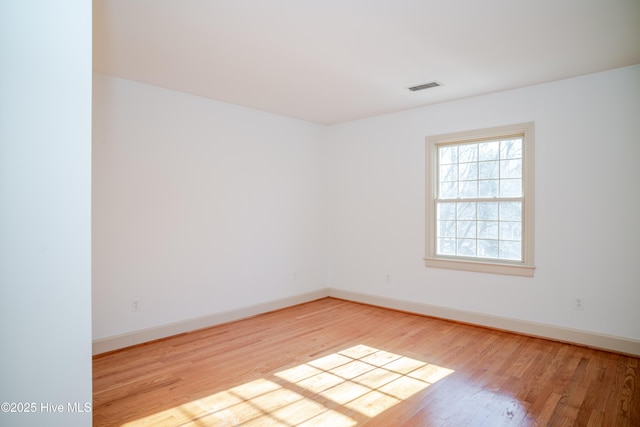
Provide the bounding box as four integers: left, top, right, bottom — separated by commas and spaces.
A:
92, 74, 327, 340
0, 1, 92, 426
93, 65, 640, 348
327, 65, 640, 341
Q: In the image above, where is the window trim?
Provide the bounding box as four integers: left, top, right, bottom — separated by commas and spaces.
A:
424, 122, 535, 277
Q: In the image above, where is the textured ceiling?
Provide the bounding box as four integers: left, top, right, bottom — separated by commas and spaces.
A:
94, 0, 640, 125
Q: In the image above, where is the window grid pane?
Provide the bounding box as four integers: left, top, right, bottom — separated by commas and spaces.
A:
435, 201, 523, 261
437, 138, 523, 200
435, 129, 524, 263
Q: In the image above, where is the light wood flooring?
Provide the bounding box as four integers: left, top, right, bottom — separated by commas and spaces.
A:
93, 298, 639, 426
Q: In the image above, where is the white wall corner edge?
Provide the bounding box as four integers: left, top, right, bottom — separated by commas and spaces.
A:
93, 287, 640, 357
327, 288, 640, 357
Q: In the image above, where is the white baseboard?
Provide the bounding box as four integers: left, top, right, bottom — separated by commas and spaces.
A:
327, 288, 640, 357
92, 289, 328, 355
92, 287, 640, 357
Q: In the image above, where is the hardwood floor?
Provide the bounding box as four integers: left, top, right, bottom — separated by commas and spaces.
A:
93, 298, 639, 426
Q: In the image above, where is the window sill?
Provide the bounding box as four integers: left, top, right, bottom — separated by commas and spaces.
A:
424, 257, 535, 277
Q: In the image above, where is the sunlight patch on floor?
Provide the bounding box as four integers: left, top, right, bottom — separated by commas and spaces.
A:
123, 344, 454, 426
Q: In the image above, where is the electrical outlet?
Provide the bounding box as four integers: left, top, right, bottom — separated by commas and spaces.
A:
574, 297, 584, 310
385, 274, 391, 284
132, 300, 141, 312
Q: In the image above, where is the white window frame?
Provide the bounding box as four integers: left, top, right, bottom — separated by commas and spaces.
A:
425, 122, 535, 277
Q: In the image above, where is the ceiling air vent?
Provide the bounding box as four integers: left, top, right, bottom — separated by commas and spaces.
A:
408, 81, 442, 91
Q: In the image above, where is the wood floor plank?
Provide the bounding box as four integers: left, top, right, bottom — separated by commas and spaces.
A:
93, 298, 640, 426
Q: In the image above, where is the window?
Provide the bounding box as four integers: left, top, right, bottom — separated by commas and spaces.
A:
425, 123, 535, 277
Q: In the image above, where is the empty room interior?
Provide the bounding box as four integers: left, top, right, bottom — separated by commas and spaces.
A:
2, 1, 640, 426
